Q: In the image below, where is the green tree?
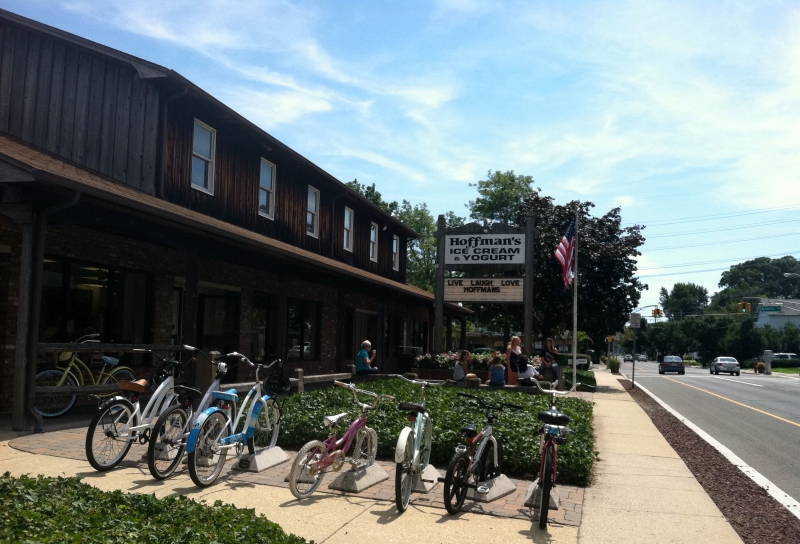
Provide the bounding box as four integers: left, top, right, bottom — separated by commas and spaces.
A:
659, 283, 709, 320
394, 200, 437, 292
720, 318, 762, 362
346, 179, 399, 214
467, 170, 535, 224
709, 256, 800, 310
781, 322, 800, 353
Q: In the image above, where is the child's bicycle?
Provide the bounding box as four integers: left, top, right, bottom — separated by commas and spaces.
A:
186, 353, 287, 488
35, 333, 136, 418
288, 381, 394, 499
392, 374, 446, 513
528, 377, 593, 529
145, 345, 229, 479
84, 349, 183, 471
443, 392, 522, 514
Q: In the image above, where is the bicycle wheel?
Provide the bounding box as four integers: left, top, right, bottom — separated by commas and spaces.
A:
147, 405, 188, 480
85, 399, 136, 471
539, 444, 555, 530
34, 369, 77, 418
246, 398, 280, 455
188, 412, 229, 487
395, 431, 416, 512
444, 451, 470, 515
288, 440, 327, 499
353, 426, 377, 468
479, 439, 504, 481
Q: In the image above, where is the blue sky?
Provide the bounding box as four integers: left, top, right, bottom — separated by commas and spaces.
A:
8, 0, 800, 322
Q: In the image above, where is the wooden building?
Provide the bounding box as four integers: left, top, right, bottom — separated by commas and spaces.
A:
0, 9, 468, 429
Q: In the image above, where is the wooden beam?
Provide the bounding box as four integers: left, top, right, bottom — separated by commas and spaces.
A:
12, 214, 33, 430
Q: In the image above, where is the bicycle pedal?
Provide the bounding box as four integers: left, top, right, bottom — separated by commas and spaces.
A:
421, 479, 435, 483
476, 486, 490, 494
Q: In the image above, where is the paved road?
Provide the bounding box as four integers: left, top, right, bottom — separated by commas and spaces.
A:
621, 360, 800, 506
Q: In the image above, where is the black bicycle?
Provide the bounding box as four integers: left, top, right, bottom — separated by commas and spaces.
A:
442, 393, 522, 514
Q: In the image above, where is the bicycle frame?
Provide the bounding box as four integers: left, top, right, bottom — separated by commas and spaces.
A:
458, 422, 500, 479
314, 414, 368, 473
99, 372, 177, 441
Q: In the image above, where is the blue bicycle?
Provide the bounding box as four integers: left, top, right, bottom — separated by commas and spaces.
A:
186, 353, 288, 487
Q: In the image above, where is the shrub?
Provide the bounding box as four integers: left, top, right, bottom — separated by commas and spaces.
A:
0, 473, 308, 544
607, 358, 622, 373
564, 369, 596, 391
278, 379, 594, 486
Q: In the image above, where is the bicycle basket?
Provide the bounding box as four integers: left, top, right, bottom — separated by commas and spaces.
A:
263, 375, 291, 397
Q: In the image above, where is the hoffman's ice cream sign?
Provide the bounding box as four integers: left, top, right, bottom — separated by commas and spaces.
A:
444, 234, 526, 265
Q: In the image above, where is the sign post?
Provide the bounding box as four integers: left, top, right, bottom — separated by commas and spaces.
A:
629, 313, 641, 389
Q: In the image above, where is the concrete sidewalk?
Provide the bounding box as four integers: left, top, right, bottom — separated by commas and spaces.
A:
579, 370, 742, 543
0, 370, 745, 543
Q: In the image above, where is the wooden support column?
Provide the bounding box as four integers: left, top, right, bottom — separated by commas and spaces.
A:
276, 281, 288, 362
433, 215, 445, 354
523, 213, 536, 356
335, 289, 345, 372
376, 299, 386, 372
460, 317, 467, 351
11, 212, 33, 431
25, 213, 47, 424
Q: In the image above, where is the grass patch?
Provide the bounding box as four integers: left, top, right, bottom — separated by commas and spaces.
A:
278, 379, 594, 486
772, 367, 800, 374
0, 473, 309, 544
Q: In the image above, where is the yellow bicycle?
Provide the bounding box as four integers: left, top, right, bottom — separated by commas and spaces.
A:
34, 334, 136, 418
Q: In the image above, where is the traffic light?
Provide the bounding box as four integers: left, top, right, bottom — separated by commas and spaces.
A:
745, 302, 751, 313
607, 335, 615, 343
738, 302, 745, 313
652, 308, 663, 318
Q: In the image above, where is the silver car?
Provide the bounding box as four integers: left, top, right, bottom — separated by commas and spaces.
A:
710, 356, 740, 376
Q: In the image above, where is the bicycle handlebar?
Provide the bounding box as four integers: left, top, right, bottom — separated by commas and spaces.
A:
391, 374, 447, 387
526, 377, 595, 396
333, 380, 395, 409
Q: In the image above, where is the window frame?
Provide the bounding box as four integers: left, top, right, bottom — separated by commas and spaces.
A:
343, 206, 354, 252
392, 234, 400, 270
191, 119, 216, 195
306, 186, 320, 238
258, 158, 276, 220
369, 222, 379, 262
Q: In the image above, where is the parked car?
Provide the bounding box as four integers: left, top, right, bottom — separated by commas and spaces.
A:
659, 356, 685, 375
288, 342, 311, 359
624, 354, 633, 362
709, 356, 740, 376
471, 347, 498, 355
638, 354, 647, 362
772, 353, 798, 361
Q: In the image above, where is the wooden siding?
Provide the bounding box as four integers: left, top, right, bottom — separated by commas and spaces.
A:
0, 20, 159, 193
163, 98, 408, 282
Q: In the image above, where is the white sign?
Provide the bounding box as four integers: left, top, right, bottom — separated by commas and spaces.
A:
629, 313, 641, 329
444, 234, 526, 265
444, 278, 523, 302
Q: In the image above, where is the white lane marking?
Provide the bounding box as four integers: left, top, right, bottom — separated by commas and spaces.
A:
713, 377, 763, 387
628, 376, 800, 522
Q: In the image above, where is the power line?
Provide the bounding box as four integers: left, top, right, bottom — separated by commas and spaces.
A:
643, 231, 800, 251
637, 256, 800, 278
622, 204, 800, 228
646, 217, 800, 238
637, 250, 800, 271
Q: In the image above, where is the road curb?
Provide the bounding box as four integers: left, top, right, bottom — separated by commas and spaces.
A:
621, 373, 800, 522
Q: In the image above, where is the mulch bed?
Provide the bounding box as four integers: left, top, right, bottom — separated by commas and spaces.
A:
618, 378, 800, 544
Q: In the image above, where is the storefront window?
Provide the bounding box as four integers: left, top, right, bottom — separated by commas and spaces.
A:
252, 293, 278, 363
287, 298, 320, 361
39, 258, 153, 343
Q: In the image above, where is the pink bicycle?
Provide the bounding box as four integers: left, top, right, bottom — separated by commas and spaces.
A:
288, 380, 394, 499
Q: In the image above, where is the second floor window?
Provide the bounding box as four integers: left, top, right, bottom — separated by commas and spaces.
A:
192, 120, 215, 194
307, 186, 320, 237
392, 235, 400, 270
259, 159, 276, 219
343, 207, 354, 251
370, 222, 378, 262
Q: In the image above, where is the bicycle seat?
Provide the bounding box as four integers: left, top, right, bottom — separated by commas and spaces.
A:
101, 356, 120, 366
538, 408, 570, 425
212, 389, 239, 403
173, 385, 202, 399
398, 402, 425, 414
323, 413, 348, 427
460, 423, 478, 438
119, 379, 148, 393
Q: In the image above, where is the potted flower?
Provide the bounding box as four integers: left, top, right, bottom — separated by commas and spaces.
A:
607, 358, 622, 373
754, 361, 766, 374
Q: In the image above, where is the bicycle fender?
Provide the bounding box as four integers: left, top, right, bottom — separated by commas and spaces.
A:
395, 427, 414, 463
97, 395, 126, 411
185, 406, 223, 454
244, 396, 270, 439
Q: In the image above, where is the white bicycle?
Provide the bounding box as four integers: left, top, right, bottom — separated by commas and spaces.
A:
393, 375, 446, 512
84, 349, 182, 471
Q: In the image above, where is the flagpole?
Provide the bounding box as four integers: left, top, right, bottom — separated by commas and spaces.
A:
572, 210, 579, 391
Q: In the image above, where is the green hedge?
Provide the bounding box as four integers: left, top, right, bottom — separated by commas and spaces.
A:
278, 379, 594, 486
0, 473, 308, 544
564, 369, 597, 390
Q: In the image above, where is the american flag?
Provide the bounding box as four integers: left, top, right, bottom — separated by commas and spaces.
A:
554, 217, 576, 287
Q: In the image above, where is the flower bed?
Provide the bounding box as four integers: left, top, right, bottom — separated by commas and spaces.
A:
278, 378, 595, 486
